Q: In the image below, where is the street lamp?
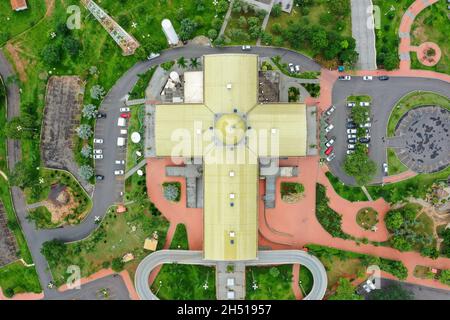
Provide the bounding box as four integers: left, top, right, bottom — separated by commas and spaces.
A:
299, 280, 306, 296
155, 280, 163, 295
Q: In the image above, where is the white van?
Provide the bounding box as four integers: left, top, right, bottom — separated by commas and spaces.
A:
117, 117, 126, 127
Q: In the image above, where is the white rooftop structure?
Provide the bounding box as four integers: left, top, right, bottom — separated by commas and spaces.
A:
227, 290, 235, 299
131, 132, 141, 143
170, 71, 180, 83
184, 71, 204, 103
161, 19, 179, 46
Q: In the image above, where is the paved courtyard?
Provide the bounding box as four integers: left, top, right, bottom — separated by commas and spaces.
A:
392, 106, 450, 173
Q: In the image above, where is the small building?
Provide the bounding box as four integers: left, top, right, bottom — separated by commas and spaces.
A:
122, 253, 134, 263
10, 0, 28, 11
116, 204, 127, 213
161, 19, 179, 46
144, 231, 159, 251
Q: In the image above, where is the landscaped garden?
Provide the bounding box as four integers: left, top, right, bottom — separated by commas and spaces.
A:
126, 105, 145, 171
246, 265, 296, 300
152, 223, 216, 300
129, 67, 156, 100
288, 87, 300, 102
162, 182, 181, 202
325, 172, 368, 202
280, 182, 304, 203
356, 207, 379, 231
387, 148, 408, 176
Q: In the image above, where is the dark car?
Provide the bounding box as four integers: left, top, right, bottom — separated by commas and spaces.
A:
346, 122, 357, 129
378, 75, 389, 81
95, 175, 104, 181
97, 112, 107, 119
359, 137, 371, 143
348, 138, 357, 144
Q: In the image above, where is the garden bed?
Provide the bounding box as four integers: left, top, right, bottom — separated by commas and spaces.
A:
246, 265, 296, 300
356, 207, 378, 231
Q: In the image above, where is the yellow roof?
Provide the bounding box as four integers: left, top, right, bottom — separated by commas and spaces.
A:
204, 54, 258, 114
248, 104, 307, 157
155, 104, 213, 157
203, 147, 258, 260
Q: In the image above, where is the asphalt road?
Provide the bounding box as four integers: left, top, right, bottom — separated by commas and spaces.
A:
366, 278, 450, 300
135, 250, 327, 300
327, 76, 450, 185
351, 0, 377, 70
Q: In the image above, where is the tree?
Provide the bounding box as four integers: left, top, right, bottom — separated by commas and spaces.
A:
420, 246, 439, 259
179, 18, 197, 41
271, 23, 282, 35
90, 85, 105, 100
260, 32, 272, 45
328, 278, 363, 300
385, 211, 404, 231
63, 36, 81, 57
81, 144, 92, 158
238, 16, 247, 28
9, 160, 39, 189
163, 183, 180, 202
177, 56, 187, 69
4, 115, 36, 139
42, 43, 62, 66
76, 124, 93, 140
41, 240, 67, 266
369, 284, 413, 300
189, 58, 200, 69
391, 235, 412, 252
311, 27, 328, 50
78, 165, 94, 180
343, 149, 376, 185
350, 106, 367, 125
82, 104, 97, 119
207, 29, 218, 40
271, 3, 282, 17
111, 257, 125, 272
439, 270, 450, 286
217, 0, 229, 14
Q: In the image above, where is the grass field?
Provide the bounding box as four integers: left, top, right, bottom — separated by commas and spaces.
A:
325, 171, 368, 202
387, 148, 408, 175
410, 0, 450, 75
299, 266, 313, 296
169, 224, 189, 250
0, 261, 41, 297
246, 265, 296, 300
387, 91, 450, 137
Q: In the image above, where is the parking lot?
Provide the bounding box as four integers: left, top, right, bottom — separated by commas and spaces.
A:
324, 76, 450, 185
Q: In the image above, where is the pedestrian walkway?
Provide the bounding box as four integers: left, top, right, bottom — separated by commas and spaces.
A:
218, 0, 235, 37
124, 158, 147, 180
383, 170, 417, 184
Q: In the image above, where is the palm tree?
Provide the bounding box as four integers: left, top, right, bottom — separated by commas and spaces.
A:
189, 57, 200, 69
177, 56, 187, 69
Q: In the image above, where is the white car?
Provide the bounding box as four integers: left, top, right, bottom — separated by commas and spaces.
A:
347, 102, 356, 107
325, 105, 336, 116
346, 150, 355, 154
147, 52, 160, 60
338, 75, 351, 81
93, 138, 103, 144
360, 122, 372, 128
383, 163, 388, 175
93, 149, 102, 154
347, 134, 356, 139
360, 101, 370, 107
325, 124, 334, 133
294, 65, 300, 73
115, 160, 125, 165
288, 63, 295, 73
93, 154, 103, 160
325, 138, 335, 148
363, 76, 373, 81
326, 153, 336, 162
348, 144, 355, 150
242, 45, 251, 51
119, 107, 130, 112
347, 129, 357, 134
114, 170, 124, 176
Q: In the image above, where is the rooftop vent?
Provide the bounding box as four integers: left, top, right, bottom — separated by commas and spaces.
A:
227, 83, 232, 89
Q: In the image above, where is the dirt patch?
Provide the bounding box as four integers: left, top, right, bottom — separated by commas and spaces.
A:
42, 187, 85, 224
5, 42, 28, 82
282, 193, 303, 204
0, 202, 18, 267
45, 0, 55, 18
412, 25, 427, 44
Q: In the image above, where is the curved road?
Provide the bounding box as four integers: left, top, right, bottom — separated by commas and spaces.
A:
135, 250, 327, 300
1, 43, 450, 298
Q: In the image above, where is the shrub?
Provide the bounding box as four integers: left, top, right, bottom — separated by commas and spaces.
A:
111, 257, 125, 272
162, 182, 181, 202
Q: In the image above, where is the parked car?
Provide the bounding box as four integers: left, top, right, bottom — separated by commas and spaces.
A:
326, 153, 336, 162
347, 138, 357, 144
147, 52, 160, 60
114, 170, 124, 176
119, 107, 130, 112
359, 137, 371, 143
325, 105, 336, 116
97, 112, 107, 119
95, 175, 104, 181
120, 113, 131, 119
325, 138, 335, 148
294, 65, 300, 73
242, 45, 251, 51
348, 144, 355, 150
378, 75, 389, 81
347, 134, 356, 139
338, 75, 351, 81
93, 149, 102, 154
360, 101, 370, 107
93, 138, 103, 144
347, 128, 357, 134
120, 129, 128, 135
383, 163, 388, 175
360, 122, 372, 128
115, 160, 125, 165
363, 76, 373, 81
93, 154, 103, 160
347, 102, 356, 107
346, 122, 357, 129
325, 124, 334, 133
346, 150, 355, 155
288, 63, 295, 73
325, 147, 334, 156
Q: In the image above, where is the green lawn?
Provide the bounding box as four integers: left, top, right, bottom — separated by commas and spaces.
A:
299, 266, 313, 296
347, 95, 372, 103
387, 148, 408, 175
0, 0, 46, 46
27, 206, 59, 229
126, 105, 145, 171
325, 171, 368, 202
387, 91, 450, 137
410, 0, 450, 75
0, 261, 41, 297
170, 224, 189, 250
46, 205, 169, 287
246, 265, 296, 300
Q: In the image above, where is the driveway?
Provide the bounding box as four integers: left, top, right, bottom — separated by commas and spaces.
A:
351, 0, 377, 70
328, 76, 450, 185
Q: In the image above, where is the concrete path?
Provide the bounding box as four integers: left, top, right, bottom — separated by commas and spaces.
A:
361, 186, 373, 202
219, 0, 235, 37
351, 0, 377, 70
124, 158, 147, 180
26, 202, 45, 210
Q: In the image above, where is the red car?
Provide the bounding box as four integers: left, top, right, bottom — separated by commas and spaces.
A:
120, 113, 131, 119
324, 146, 333, 156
